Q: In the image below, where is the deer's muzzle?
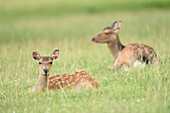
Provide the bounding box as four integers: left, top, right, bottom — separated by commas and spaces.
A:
43, 69, 49, 74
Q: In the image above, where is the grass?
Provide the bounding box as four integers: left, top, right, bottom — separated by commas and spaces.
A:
0, 0, 169, 113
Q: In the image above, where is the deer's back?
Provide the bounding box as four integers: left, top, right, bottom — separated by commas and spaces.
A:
49, 70, 99, 90
115, 43, 158, 67
122, 43, 157, 60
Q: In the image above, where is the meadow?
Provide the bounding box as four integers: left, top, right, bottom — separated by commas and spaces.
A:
0, 0, 169, 113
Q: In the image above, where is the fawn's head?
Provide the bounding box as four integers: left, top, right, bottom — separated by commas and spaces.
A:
91, 21, 122, 43
33, 49, 59, 75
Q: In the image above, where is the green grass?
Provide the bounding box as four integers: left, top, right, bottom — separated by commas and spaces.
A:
0, 0, 169, 113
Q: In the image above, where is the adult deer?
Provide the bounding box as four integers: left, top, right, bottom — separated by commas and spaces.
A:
28, 49, 99, 92
91, 21, 159, 70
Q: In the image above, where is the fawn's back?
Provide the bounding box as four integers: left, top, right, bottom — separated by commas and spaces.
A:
121, 43, 158, 64
49, 70, 99, 90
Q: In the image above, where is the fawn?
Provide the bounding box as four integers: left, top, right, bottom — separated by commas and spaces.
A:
91, 21, 159, 70
28, 49, 99, 92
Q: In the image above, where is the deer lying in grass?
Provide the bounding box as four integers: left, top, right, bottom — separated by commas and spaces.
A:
28, 49, 99, 92
91, 21, 159, 70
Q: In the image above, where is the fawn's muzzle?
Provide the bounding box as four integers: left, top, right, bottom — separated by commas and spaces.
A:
43, 69, 49, 74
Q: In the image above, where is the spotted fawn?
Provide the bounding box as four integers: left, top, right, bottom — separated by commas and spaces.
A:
28, 49, 99, 92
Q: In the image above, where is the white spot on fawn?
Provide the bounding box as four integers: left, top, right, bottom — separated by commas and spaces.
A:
133, 60, 146, 68
144, 48, 149, 54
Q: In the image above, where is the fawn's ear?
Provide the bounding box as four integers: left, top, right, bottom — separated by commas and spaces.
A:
112, 21, 122, 33
51, 49, 59, 60
104, 28, 113, 34
33, 51, 41, 61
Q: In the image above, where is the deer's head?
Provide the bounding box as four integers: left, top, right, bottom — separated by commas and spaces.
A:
33, 49, 59, 75
91, 21, 122, 43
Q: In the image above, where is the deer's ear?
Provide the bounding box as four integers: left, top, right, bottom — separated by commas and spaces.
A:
33, 51, 41, 61
104, 29, 113, 34
51, 49, 59, 60
112, 21, 122, 33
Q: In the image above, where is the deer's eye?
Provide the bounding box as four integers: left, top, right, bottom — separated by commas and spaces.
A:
50, 62, 53, 64
39, 62, 42, 64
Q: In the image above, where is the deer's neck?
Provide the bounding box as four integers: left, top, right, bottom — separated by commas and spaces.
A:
33, 69, 49, 92
107, 34, 125, 59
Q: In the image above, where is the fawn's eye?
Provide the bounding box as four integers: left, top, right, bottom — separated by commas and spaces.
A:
50, 62, 53, 64
39, 62, 42, 64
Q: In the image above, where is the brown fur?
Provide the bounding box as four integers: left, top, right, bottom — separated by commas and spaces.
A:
49, 70, 99, 90
113, 43, 159, 70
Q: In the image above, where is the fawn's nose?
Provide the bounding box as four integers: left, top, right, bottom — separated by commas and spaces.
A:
91, 37, 95, 41
43, 69, 49, 74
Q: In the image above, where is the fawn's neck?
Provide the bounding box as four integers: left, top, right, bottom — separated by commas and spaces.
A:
107, 34, 125, 59
33, 69, 49, 92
